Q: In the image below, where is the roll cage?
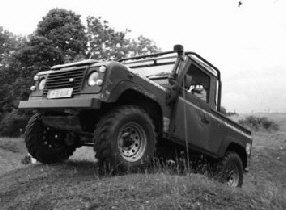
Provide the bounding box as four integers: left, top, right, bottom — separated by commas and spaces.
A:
118, 46, 222, 112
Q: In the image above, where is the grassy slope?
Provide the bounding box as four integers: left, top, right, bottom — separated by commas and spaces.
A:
0, 163, 280, 210
0, 114, 285, 209
0, 138, 27, 176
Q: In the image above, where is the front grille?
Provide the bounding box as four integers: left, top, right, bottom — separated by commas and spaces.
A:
43, 67, 86, 96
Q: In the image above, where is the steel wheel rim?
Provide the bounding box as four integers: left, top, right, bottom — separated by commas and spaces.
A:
117, 122, 147, 162
227, 166, 239, 187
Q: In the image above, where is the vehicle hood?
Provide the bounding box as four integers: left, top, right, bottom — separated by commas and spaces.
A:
51, 59, 99, 70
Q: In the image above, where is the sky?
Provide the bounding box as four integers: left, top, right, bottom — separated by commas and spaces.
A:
0, 0, 286, 113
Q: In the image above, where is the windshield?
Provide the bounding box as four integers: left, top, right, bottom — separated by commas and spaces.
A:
129, 64, 175, 77
124, 56, 176, 77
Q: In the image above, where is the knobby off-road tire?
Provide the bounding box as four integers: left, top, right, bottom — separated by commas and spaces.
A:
94, 105, 157, 172
217, 151, 243, 187
25, 113, 76, 164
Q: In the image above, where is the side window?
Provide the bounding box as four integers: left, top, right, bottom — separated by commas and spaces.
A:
183, 64, 210, 103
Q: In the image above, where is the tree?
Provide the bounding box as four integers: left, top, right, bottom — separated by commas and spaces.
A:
0, 27, 24, 112
127, 35, 160, 57
86, 16, 160, 60
86, 16, 129, 60
17, 8, 88, 73
0, 26, 18, 66
36, 8, 87, 62
0, 26, 25, 74
0, 27, 29, 137
16, 35, 63, 71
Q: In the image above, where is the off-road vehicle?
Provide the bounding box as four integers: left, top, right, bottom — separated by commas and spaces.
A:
19, 45, 252, 187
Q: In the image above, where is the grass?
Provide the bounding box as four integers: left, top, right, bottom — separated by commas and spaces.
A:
238, 116, 279, 131
0, 161, 285, 210
0, 138, 27, 176
0, 139, 21, 153
0, 113, 285, 209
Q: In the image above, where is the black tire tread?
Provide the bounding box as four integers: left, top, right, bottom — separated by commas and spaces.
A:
94, 105, 156, 170
25, 113, 76, 164
218, 151, 243, 187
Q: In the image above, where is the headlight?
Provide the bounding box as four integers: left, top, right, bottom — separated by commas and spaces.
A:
38, 78, 46, 90
88, 72, 100, 86
34, 75, 40, 81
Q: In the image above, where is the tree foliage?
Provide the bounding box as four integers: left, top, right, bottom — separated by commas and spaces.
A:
36, 8, 87, 62
17, 36, 63, 70
128, 35, 160, 56
86, 16, 160, 60
18, 8, 87, 72
86, 16, 129, 60
0, 26, 22, 66
0, 27, 25, 112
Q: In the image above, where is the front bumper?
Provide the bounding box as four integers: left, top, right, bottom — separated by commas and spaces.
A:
18, 97, 101, 110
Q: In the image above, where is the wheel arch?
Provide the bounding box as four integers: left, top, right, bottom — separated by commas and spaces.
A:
115, 89, 163, 139
107, 80, 157, 103
77, 86, 163, 138
226, 143, 247, 169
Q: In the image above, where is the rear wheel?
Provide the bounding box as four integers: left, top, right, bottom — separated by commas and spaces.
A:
94, 105, 156, 172
217, 151, 243, 187
25, 113, 76, 164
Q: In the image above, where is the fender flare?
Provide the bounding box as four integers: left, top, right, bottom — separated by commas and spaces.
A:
219, 136, 247, 168
107, 80, 158, 103
219, 136, 245, 156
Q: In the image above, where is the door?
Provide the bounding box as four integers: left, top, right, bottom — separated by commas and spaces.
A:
169, 62, 212, 151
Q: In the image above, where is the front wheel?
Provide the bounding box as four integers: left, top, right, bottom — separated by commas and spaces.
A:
94, 106, 157, 172
217, 151, 243, 187
25, 114, 76, 164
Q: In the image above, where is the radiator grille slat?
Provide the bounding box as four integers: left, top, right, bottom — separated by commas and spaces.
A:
48, 73, 83, 78
43, 67, 86, 96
